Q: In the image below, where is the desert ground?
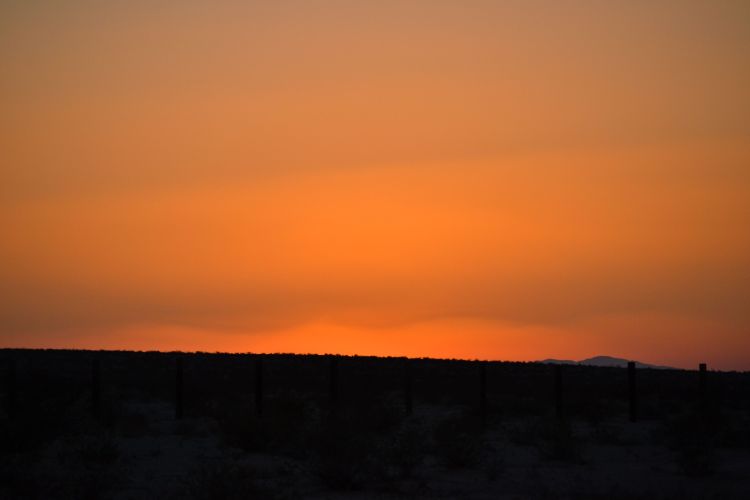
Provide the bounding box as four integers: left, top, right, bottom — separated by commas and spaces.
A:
1, 349, 749, 499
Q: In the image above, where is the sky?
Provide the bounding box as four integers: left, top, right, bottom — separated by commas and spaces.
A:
1, 1, 749, 370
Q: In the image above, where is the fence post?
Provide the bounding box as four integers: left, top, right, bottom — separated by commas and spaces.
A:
329, 356, 339, 414
479, 362, 487, 425
403, 359, 413, 416
698, 362, 707, 421
255, 356, 263, 417
7, 359, 16, 420
175, 356, 184, 420
92, 358, 101, 420
554, 365, 563, 420
628, 361, 637, 422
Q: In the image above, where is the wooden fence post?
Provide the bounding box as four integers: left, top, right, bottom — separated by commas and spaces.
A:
699, 362, 707, 421
255, 356, 264, 417
479, 362, 487, 425
554, 365, 563, 420
92, 358, 101, 420
403, 359, 413, 416
329, 356, 339, 414
628, 361, 637, 422
7, 359, 16, 420
175, 356, 184, 420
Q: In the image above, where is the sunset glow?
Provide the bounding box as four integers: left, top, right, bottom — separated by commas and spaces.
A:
2, 1, 749, 369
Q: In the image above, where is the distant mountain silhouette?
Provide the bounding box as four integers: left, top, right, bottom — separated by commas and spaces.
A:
540, 355, 673, 369
540, 358, 578, 365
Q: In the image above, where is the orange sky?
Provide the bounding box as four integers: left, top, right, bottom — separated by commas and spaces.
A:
1, 1, 749, 369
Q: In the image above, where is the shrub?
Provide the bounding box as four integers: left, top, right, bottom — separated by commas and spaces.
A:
220, 391, 318, 456
377, 419, 429, 479
535, 419, 584, 463
56, 433, 120, 468
49, 433, 121, 500
588, 422, 627, 446
116, 408, 150, 438
312, 416, 376, 490
0, 453, 46, 500
432, 412, 484, 469
661, 412, 716, 477
178, 461, 264, 500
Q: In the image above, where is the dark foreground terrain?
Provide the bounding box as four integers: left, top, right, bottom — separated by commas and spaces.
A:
1, 349, 749, 499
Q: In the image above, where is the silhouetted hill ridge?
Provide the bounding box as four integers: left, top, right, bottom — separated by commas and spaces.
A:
540, 355, 673, 369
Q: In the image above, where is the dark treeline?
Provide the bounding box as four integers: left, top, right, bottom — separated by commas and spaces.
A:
2, 348, 748, 424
